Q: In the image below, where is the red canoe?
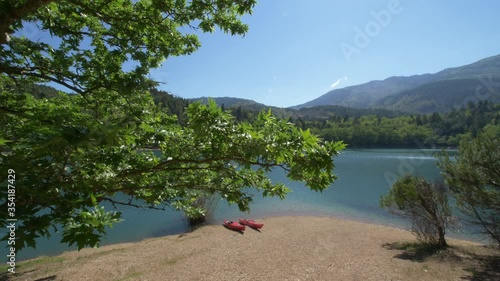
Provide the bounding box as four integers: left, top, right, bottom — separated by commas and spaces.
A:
223, 220, 245, 231
238, 218, 264, 229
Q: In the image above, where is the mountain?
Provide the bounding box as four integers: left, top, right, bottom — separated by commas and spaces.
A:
375, 78, 500, 113
292, 74, 435, 109
434, 54, 500, 80
191, 96, 295, 120
191, 96, 267, 109
293, 54, 500, 111
4, 83, 61, 99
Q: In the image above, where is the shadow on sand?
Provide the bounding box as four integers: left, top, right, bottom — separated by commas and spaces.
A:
33, 276, 58, 281
382, 241, 446, 262
246, 226, 262, 233
0, 270, 57, 281
382, 241, 500, 280
460, 253, 500, 281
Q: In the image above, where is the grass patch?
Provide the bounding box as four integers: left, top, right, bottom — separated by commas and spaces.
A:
18, 256, 66, 269
76, 248, 126, 261
163, 257, 181, 266
161, 249, 206, 266
114, 272, 144, 281
0, 264, 9, 273
0, 255, 65, 279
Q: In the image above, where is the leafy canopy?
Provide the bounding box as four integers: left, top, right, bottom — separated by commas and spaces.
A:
0, 0, 345, 251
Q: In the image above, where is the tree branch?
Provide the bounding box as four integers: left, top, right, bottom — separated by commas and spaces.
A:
0, 65, 85, 94
117, 156, 287, 178
100, 197, 172, 211
0, 0, 55, 44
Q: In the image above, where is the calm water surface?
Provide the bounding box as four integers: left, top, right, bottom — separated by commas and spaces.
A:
15, 149, 481, 261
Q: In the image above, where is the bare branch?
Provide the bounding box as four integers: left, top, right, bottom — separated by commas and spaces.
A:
100, 197, 171, 211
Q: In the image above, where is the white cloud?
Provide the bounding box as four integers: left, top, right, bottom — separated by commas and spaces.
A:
330, 77, 348, 89
268, 88, 273, 93
149, 68, 170, 81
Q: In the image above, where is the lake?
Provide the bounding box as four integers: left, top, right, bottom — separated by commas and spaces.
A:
14, 148, 481, 261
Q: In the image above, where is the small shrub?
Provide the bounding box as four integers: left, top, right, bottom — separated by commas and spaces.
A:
184, 193, 219, 226
380, 175, 452, 248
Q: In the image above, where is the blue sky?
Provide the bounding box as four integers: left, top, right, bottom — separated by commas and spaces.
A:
150, 0, 500, 107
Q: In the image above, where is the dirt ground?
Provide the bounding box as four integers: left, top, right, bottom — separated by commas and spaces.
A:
3, 216, 499, 281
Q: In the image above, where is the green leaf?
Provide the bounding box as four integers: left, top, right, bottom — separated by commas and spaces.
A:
0, 138, 12, 146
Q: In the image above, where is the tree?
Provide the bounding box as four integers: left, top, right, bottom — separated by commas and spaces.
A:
0, 1, 346, 251
1, 0, 255, 93
380, 175, 452, 247
438, 129, 500, 246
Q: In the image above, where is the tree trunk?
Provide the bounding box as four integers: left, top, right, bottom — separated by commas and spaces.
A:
437, 226, 447, 248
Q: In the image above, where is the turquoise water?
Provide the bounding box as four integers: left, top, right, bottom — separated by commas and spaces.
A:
210, 149, 445, 224
13, 148, 481, 261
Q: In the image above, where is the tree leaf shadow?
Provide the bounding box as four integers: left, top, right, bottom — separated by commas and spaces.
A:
34, 276, 58, 281
460, 253, 500, 281
382, 241, 446, 262
383, 241, 500, 280
0, 271, 57, 281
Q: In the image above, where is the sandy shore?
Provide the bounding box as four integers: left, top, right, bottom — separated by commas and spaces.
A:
4, 216, 499, 281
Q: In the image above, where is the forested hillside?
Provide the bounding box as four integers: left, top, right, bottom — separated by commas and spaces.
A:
306, 101, 500, 148
150, 89, 190, 124
375, 78, 500, 113
17, 84, 500, 148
